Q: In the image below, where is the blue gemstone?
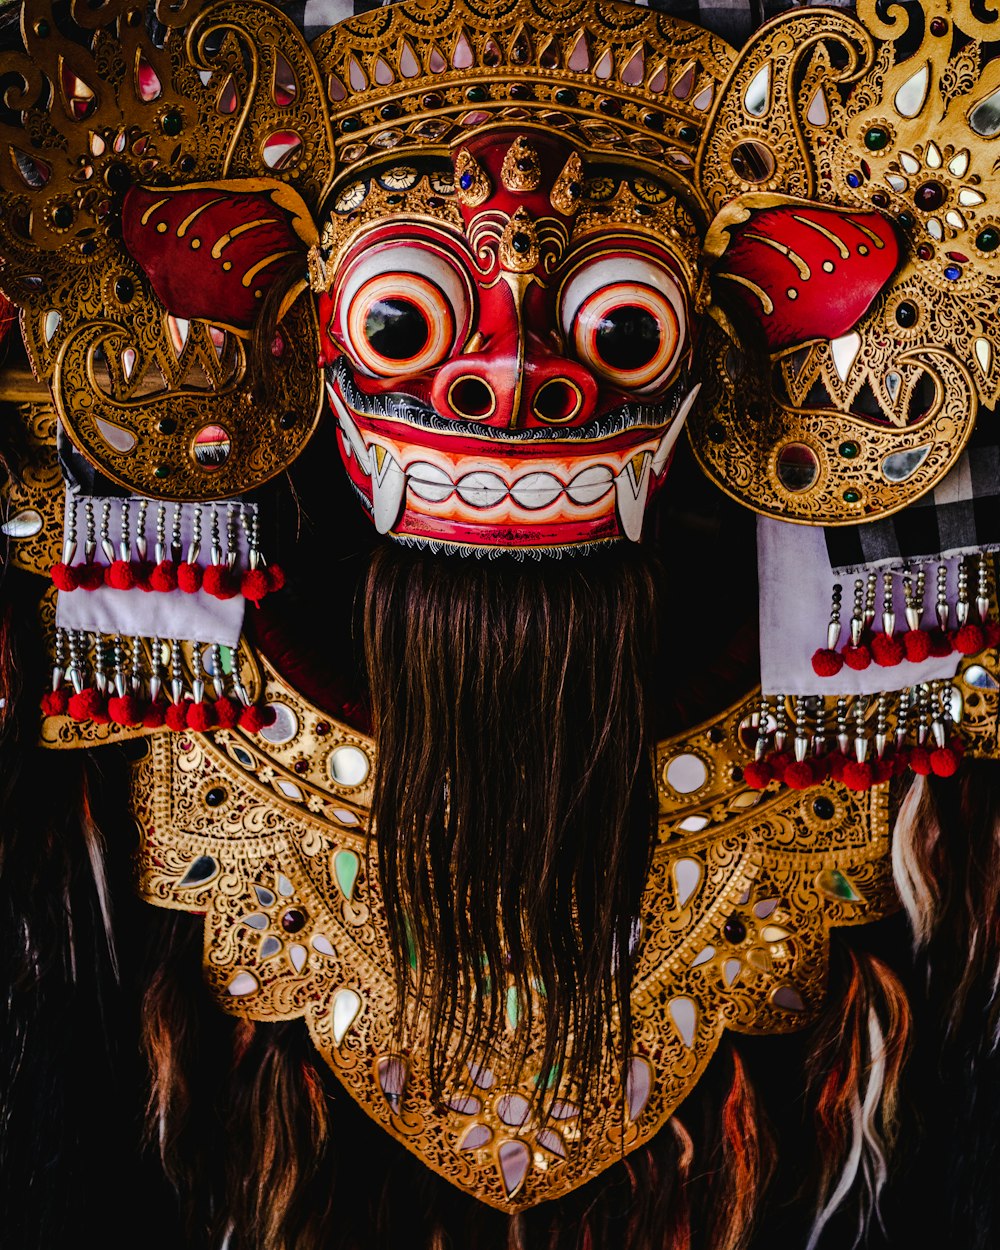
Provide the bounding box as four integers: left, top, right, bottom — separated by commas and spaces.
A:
459, 172, 473, 190
944, 264, 961, 280
846, 172, 861, 188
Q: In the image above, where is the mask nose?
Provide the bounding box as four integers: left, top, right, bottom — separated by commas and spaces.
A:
430, 336, 599, 429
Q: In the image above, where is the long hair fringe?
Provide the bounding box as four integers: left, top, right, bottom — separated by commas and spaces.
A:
803, 944, 911, 1250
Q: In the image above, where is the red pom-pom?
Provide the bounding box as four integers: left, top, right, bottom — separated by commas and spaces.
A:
108, 694, 144, 726
890, 749, 910, 777
811, 648, 843, 677
842, 643, 871, 671
41, 688, 70, 716
238, 703, 277, 734
106, 559, 136, 591
77, 562, 106, 591
930, 747, 960, 777
903, 630, 931, 663
985, 621, 1000, 648
51, 562, 79, 591
266, 564, 286, 593
214, 696, 241, 729
841, 759, 874, 790
164, 701, 189, 731
908, 746, 932, 775
953, 623, 986, 656
871, 633, 905, 667
186, 700, 217, 732
241, 568, 271, 605
783, 760, 815, 790
873, 757, 894, 785
827, 753, 848, 783
143, 699, 167, 729
68, 687, 107, 722
928, 628, 953, 658
177, 562, 203, 593
203, 564, 240, 600
150, 560, 178, 592
744, 760, 774, 789
133, 559, 155, 592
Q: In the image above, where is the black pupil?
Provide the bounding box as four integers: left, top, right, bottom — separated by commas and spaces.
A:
364, 297, 429, 361
595, 304, 661, 372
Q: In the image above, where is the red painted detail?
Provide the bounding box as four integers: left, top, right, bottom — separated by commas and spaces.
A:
714, 203, 900, 350
122, 184, 308, 329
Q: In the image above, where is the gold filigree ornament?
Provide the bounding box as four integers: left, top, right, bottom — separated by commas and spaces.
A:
0, 0, 333, 499
689, 1, 1000, 524
126, 651, 895, 1212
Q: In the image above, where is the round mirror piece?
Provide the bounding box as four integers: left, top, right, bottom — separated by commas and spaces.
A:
260, 702, 299, 744
665, 753, 708, 793
730, 139, 776, 183
776, 442, 819, 492
329, 744, 370, 787
192, 424, 232, 469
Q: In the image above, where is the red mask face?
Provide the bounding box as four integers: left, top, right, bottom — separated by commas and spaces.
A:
319, 128, 702, 551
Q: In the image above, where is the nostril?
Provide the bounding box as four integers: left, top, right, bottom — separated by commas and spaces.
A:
531, 377, 583, 424
448, 375, 496, 419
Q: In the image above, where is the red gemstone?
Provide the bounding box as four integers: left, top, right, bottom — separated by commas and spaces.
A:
914, 180, 945, 211
917, 244, 933, 260
280, 908, 306, 933
294, 759, 308, 774
930, 17, 948, 35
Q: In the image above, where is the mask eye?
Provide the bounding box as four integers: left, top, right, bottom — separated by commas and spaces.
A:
337, 243, 470, 378
561, 255, 687, 393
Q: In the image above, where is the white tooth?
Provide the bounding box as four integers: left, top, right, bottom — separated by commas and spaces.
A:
613, 453, 652, 542
566, 464, 613, 505
509, 472, 562, 510
407, 460, 454, 503
368, 444, 406, 534
327, 383, 371, 471
456, 470, 507, 508
652, 383, 701, 475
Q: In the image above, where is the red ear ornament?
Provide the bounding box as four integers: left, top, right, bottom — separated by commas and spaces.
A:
708, 199, 901, 351
122, 181, 317, 333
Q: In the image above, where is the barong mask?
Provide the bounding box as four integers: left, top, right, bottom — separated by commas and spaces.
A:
3, 0, 1000, 1238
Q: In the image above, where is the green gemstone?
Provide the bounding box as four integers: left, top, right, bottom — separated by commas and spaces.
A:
679, 125, 698, 144
218, 645, 234, 675
505, 986, 520, 1029
153, 465, 170, 479
334, 849, 359, 901
843, 488, 860, 503
33, 19, 50, 36
839, 441, 859, 459
863, 126, 889, 152
52, 204, 73, 228
161, 110, 182, 136
977, 227, 1000, 253
554, 88, 576, 106
340, 116, 360, 132
816, 868, 861, 902
465, 86, 487, 103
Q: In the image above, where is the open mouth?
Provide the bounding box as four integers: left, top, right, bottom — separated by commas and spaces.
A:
325, 358, 700, 548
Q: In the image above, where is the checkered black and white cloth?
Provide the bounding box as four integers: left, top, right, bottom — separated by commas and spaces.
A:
286, 0, 855, 47
825, 422, 1000, 574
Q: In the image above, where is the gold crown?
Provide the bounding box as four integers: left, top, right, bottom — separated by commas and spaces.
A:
312, 0, 736, 210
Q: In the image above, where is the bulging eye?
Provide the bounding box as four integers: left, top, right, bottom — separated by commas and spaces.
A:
337, 243, 470, 377
560, 255, 687, 393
